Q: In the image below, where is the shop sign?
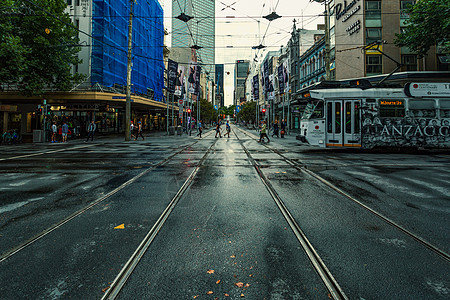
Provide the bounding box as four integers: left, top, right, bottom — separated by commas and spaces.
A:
336, 0, 361, 21
346, 19, 361, 36
81, 0, 89, 17
365, 44, 383, 55
65, 104, 100, 111
0, 105, 17, 112
342, 4, 360, 22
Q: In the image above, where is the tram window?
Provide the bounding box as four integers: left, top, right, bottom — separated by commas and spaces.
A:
379, 99, 405, 118
312, 101, 324, 118
327, 102, 333, 133
441, 109, 450, 118
335, 102, 341, 133
302, 101, 323, 119
355, 102, 361, 133
408, 100, 436, 118
345, 102, 352, 133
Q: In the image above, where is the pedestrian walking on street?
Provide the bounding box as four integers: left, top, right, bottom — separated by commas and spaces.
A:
272, 121, 279, 138
259, 120, 270, 143
61, 121, 69, 143
197, 120, 203, 138
51, 122, 57, 143
130, 121, 135, 140
215, 122, 222, 138
224, 121, 231, 138
85, 120, 96, 142
135, 121, 144, 140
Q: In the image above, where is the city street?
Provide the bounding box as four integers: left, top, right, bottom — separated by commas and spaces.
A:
0, 127, 449, 299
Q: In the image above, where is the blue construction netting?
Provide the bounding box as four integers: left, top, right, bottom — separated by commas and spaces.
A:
91, 0, 164, 102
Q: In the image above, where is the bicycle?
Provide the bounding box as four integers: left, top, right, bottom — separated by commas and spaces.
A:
2, 129, 21, 144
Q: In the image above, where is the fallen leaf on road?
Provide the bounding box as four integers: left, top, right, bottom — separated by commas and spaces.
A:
224, 293, 229, 297
207, 291, 214, 295
102, 287, 110, 293
235, 282, 244, 288
249, 274, 253, 277
230, 255, 236, 258
216, 280, 221, 284
207, 269, 215, 274
241, 293, 245, 297
193, 295, 199, 299
245, 283, 250, 288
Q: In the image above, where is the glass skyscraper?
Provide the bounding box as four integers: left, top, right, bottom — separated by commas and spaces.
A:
172, 0, 215, 74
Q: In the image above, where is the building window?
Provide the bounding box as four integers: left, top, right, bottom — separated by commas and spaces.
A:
400, 0, 415, 25
365, 1, 382, 27
366, 55, 382, 75
366, 28, 382, 44
401, 54, 417, 71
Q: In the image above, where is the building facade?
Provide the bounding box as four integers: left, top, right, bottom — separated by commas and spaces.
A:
172, 0, 215, 74
0, 0, 166, 140
71, 0, 164, 100
332, 0, 449, 80
215, 64, 224, 107
234, 60, 250, 106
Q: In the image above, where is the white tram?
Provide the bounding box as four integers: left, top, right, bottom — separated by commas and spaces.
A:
298, 82, 450, 149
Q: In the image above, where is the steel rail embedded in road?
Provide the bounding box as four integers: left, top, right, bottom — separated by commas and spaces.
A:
233, 129, 348, 300
102, 139, 218, 300
0, 133, 213, 263
237, 127, 450, 263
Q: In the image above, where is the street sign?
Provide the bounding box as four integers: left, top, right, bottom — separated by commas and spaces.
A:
178, 99, 183, 105
214, 105, 218, 110
236, 105, 241, 112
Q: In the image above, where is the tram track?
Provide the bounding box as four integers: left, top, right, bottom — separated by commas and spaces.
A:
102, 137, 218, 299
233, 129, 349, 300
0, 132, 214, 264
237, 127, 450, 263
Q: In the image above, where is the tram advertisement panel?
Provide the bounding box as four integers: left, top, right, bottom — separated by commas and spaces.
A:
361, 99, 450, 149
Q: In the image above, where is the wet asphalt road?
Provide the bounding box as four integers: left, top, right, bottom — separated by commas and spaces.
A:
0, 127, 449, 299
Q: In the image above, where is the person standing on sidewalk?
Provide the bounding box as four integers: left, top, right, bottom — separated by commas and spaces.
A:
280, 120, 286, 138
197, 120, 203, 138
135, 121, 144, 140
61, 121, 69, 143
85, 120, 96, 142
259, 120, 270, 143
51, 122, 57, 143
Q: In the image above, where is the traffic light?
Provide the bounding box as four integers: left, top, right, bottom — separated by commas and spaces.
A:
187, 108, 192, 113
46, 105, 52, 115
36, 105, 43, 115
262, 108, 266, 114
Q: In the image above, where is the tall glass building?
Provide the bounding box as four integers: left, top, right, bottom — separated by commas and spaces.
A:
172, 0, 215, 74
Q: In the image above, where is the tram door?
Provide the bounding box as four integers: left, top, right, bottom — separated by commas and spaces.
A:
326, 100, 361, 147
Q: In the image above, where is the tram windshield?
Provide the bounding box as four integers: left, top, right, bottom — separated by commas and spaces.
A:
301, 101, 324, 120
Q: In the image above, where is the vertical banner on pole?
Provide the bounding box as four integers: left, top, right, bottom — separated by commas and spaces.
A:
167, 59, 178, 93
252, 74, 259, 101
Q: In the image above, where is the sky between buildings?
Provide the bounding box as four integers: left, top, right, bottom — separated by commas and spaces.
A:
160, 0, 324, 106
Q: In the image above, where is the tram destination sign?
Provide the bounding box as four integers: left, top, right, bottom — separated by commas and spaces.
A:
404, 82, 450, 98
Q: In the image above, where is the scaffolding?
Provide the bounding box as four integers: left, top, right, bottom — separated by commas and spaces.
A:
91, 0, 164, 101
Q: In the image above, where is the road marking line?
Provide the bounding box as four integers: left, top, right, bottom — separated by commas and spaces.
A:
0, 144, 97, 161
